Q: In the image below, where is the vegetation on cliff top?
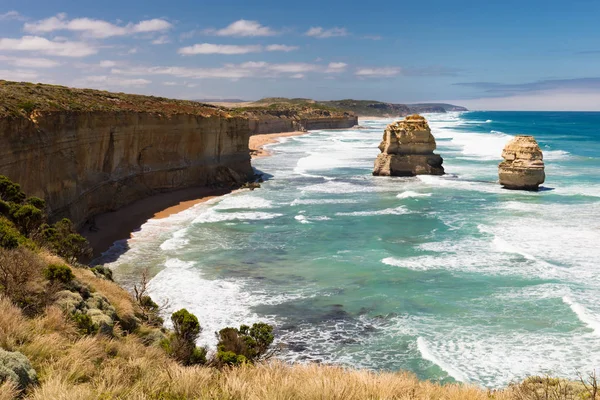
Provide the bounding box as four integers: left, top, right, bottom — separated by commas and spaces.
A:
0, 80, 229, 119
0, 80, 355, 121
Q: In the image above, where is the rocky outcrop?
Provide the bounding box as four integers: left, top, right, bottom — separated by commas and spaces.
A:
373, 115, 444, 176
498, 135, 545, 190
0, 111, 254, 228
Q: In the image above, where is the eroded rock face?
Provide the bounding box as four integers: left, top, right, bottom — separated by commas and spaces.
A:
373, 115, 444, 176
0, 112, 254, 228
498, 135, 545, 190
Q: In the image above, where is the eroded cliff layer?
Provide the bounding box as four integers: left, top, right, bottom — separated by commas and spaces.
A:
373, 115, 444, 176
498, 135, 545, 190
0, 111, 253, 228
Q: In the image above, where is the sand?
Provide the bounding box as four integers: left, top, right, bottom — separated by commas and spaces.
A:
249, 131, 306, 158
84, 130, 309, 258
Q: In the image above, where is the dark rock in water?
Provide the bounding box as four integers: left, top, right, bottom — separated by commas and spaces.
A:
373, 115, 444, 176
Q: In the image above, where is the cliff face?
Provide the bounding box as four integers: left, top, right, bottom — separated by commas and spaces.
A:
244, 108, 358, 134
0, 111, 253, 227
373, 115, 444, 176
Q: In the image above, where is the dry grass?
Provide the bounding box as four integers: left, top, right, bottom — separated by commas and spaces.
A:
1, 253, 597, 400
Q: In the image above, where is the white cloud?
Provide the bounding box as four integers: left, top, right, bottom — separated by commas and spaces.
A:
75, 75, 151, 89
0, 36, 97, 57
162, 81, 178, 86
0, 11, 26, 21
24, 13, 172, 38
152, 35, 171, 45
451, 90, 600, 111
99, 60, 117, 68
363, 35, 382, 40
355, 67, 401, 77
131, 19, 171, 33
207, 20, 276, 37
111, 61, 346, 80
325, 62, 347, 73
0, 55, 60, 68
267, 63, 321, 74
0, 69, 39, 81
178, 43, 298, 55
179, 43, 262, 55
305, 27, 348, 38
266, 44, 298, 52
291, 74, 304, 79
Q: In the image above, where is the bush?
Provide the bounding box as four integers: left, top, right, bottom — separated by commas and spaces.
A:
43, 264, 74, 284
0, 176, 25, 204
216, 323, 274, 365
0, 200, 9, 216
41, 219, 91, 262
0, 349, 37, 390
162, 309, 206, 365
10, 204, 43, 235
0, 247, 47, 313
0, 218, 22, 250
72, 312, 98, 335
25, 197, 45, 210
91, 265, 113, 281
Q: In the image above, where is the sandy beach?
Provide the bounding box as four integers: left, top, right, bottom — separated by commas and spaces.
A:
84, 130, 309, 258
249, 131, 306, 158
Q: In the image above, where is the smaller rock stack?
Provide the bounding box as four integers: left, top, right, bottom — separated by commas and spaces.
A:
373, 115, 444, 176
498, 135, 545, 191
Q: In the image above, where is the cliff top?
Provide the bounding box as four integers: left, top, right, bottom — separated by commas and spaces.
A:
221, 97, 468, 117
0, 80, 227, 118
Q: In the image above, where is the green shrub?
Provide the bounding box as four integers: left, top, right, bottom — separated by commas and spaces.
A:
72, 312, 98, 335
0, 176, 26, 204
91, 265, 113, 281
216, 350, 247, 366
10, 204, 44, 235
0, 349, 37, 390
216, 322, 274, 365
41, 219, 91, 262
26, 197, 45, 210
162, 309, 206, 365
43, 263, 74, 284
18, 101, 36, 114
0, 200, 9, 216
0, 218, 22, 250
172, 308, 201, 342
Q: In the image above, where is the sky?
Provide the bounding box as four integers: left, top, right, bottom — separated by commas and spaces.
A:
1, 0, 599, 110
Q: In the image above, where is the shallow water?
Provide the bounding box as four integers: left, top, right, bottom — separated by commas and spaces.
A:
106, 111, 600, 388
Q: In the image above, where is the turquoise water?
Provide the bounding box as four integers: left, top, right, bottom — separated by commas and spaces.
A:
106, 112, 600, 388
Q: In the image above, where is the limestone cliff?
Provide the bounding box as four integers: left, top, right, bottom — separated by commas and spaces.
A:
0, 111, 253, 228
373, 115, 444, 176
498, 135, 545, 190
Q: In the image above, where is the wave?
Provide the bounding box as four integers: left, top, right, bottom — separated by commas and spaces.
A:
417, 337, 468, 382
336, 206, 409, 217
291, 198, 361, 206
192, 209, 282, 224
159, 228, 189, 251
213, 195, 273, 210
397, 191, 432, 199
562, 296, 600, 336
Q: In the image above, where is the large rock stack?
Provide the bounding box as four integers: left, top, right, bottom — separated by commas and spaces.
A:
498, 135, 545, 190
373, 115, 444, 176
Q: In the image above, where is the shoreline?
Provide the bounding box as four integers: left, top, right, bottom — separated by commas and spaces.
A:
249, 131, 306, 158
84, 130, 310, 259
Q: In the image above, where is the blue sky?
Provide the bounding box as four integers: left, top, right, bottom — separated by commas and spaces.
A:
1, 0, 599, 110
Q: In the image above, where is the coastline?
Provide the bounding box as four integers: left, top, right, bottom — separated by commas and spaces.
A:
84, 130, 310, 259
249, 131, 306, 158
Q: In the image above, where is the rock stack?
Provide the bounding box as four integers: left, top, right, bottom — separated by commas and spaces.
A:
372, 115, 444, 176
498, 135, 545, 190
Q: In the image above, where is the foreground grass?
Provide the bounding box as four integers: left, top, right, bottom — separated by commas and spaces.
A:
2, 284, 598, 399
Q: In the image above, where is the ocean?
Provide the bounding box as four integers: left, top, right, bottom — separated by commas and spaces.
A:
105, 111, 600, 388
